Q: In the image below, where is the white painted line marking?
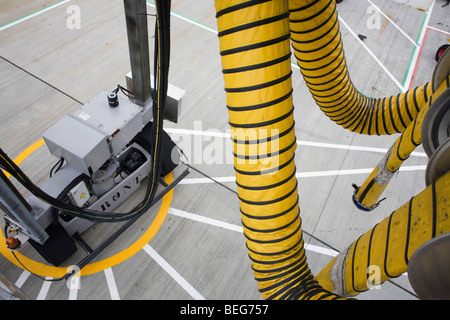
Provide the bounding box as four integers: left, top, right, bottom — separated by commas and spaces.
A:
179, 177, 235, 185
0, 0, 71, 32
178, 166, 426, 185
143, 244, 205, 300
297, 165, 426, 178
296, 140, 427, 158
304, 243, 338, 257
166, 127, 228, 139
427, 25, 450, 36
164, 127, 427, 157
68, 277, 79, 300
338, 16, 406, 92
104, 268, 120, 300
397, 165, 427, 172
15, 270, 30, 288
298, 168, 373, 178
367, 0, 419, 47
169, 207, 243, 233
37, 277, 52, 300
169, 208, 339, 258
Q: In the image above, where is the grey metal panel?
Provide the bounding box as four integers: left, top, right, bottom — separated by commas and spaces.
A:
408, 233, 450, 300
27, 164, 84, 232
42, 90, 143, 175
59, 143, 152, 236
72, 90, 143, 155
42, 114, 110, 175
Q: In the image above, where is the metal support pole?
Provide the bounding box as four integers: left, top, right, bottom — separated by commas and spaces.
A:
0, 171, 48, 245
123, 0, 152, 107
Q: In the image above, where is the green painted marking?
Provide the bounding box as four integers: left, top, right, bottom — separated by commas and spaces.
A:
0, 0, 69, 30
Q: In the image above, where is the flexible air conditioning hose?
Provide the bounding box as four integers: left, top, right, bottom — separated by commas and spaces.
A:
288, 0, 443, 211
288, 0, 433, 135
315, 170, 450, 296
353, 77, 450, 211
215, 0, 449, 300
215, 0, 343, 300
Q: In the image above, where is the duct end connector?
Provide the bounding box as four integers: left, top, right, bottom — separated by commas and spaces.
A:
328, 245, 352, 297
351, 185, 385, 212
352, 147, 395, 211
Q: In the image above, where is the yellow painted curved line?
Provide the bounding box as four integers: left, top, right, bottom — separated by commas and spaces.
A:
0, 139, 173, 278
2, 139, 46, 178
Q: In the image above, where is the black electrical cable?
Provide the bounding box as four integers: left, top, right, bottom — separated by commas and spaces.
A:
173, 143, 238, 196
113, 84, 135, 100
145, 0, 171, 213
0, 148, 147, 222
49, 157, 64, 178
0, 56, 84, 106
11, 251, 70, 282
1, 221, 70, 282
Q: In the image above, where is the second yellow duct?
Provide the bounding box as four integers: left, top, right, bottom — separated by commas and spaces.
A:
288, 0, 433, 135
353, 77, 450, 210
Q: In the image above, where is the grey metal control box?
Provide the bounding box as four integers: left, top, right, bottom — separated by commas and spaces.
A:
42, 90, 143, 175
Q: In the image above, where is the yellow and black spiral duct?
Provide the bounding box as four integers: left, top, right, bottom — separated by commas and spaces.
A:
288, 0, 433, 135
287, 0, 445, 211
315, 170, 449, 297
215, 0, 342, 300
352, 76, 450, 210
214, 0, 449, 299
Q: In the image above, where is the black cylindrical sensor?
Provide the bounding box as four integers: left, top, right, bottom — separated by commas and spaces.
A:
108, 92, 119, 107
